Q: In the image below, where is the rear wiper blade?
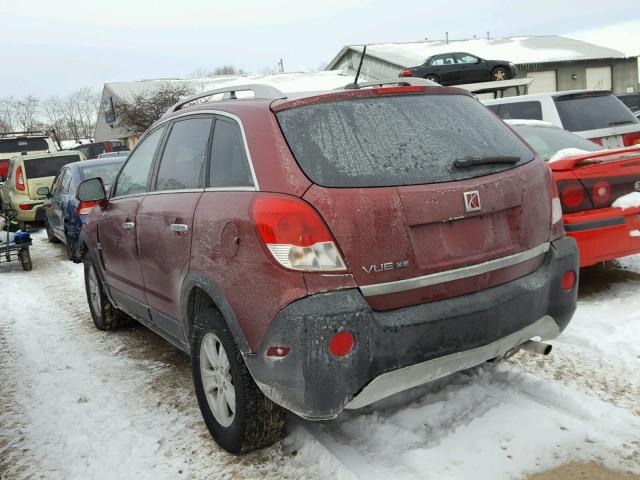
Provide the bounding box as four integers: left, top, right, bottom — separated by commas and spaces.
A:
453, 155, 520, 168
609, 120, 634, 126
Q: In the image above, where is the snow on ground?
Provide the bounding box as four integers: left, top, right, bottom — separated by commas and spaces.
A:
1, 231, 639, 480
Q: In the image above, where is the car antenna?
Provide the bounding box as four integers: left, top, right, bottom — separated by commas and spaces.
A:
344, 45, 367, 89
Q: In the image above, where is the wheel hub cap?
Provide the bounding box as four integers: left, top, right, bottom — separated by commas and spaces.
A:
200, 332, 236, 427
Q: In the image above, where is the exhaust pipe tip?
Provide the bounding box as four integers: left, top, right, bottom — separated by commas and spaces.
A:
520, 340, 552, 356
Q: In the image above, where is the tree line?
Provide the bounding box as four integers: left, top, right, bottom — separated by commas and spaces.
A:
0, 87, 100, 142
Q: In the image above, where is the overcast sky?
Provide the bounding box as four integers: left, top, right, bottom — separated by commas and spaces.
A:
1, 0, 639, 99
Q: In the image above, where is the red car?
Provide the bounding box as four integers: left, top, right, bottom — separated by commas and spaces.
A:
507, 119, 640, 267
78, 80, 578, 453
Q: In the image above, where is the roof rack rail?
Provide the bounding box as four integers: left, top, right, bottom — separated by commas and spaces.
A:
0, 130, 51, 138
164, 84, 287, 116
343, 78, 436, 89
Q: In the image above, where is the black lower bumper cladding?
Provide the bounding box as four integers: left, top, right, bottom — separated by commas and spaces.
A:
246, 237, 578, 420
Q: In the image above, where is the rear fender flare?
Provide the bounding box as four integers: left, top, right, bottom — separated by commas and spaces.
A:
180, 272, 251, 355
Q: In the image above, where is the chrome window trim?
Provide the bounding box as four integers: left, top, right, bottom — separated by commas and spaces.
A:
109, 192, 148, 201
204, 186, 257, 192
154, 109, 260, 191
147, 188, 205, 195
360, 242, 550, 297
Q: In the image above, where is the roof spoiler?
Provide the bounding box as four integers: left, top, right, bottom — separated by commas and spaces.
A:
549, 145, 640, 171
163, 84, 287, 117
343, 78, 436, 90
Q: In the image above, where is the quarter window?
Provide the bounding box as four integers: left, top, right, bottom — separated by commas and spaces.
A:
114, 126, 165, 197
209, 118, 254, 188
155, 117, 212, 191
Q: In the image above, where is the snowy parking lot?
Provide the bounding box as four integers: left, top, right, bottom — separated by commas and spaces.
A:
1, 231, 639, 480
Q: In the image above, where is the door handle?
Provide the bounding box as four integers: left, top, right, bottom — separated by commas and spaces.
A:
122, 221, 135, 230
170, 223, 188, 233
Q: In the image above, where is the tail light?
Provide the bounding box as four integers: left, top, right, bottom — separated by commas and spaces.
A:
590, 138, 603, 146
328, 331, 355, 357
548, 167, 562, 226
77, 200, 99, 215
252, 196, 347, 272
561, 270, 576, 292
591, 181, 612, 206
399, 69, 413, 77
374, 86, 425, 95
558, 180, 591, 213
623, 131, 640, 146
19, 204, 33, 210
15, 165, 25, 191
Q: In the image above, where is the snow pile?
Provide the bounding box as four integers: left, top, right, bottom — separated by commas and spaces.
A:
504, 119, 557, 128
548, 148, 593, 163
630, 230, 640, 237
612, 191, 640, 209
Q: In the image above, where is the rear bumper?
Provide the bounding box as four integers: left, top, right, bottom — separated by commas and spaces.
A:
246, 237, 578, 420
564, 206, 640, 267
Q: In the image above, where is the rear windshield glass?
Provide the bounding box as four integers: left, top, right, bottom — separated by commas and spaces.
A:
23, 155, 80, 178
0, 137, 49, 154
511, 125, 603, 159
554, 93, 639, 132
79, 161, 124, 186
486, 101, 543, 121
276, 94, 534, 187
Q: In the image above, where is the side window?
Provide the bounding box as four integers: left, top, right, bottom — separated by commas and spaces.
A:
432, 55, 455, 66
61, 169, 73, 194
455, 53, 479, 64
209, 118, 254, 188
493, 101, 543, 121
114, 126, 165, 197
51, 171, 64, 195
155, 117, 212, 191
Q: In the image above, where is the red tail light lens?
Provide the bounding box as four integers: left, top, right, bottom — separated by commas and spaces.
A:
559, 181, 587, 210
77, 200, 99, 216
561, 270, 576, 292
590, 138, 603, 146
328, 331, 355, 357
252, 196, 347, 271
399, 69, 413, 77
265, 345, 291, 359
15, 165, 25, 191
623, 131, 640, 146
19, 204, 32, 210
591, 181, 612, 206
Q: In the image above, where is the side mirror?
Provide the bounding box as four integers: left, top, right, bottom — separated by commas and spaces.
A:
37, 186, 50, 197
77, 177, 107, 203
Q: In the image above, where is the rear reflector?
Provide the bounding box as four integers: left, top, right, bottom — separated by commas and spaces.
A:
252, 196, 347, 271
18, 204, 33, 210
561, 270, 576, 292
266, 345, 291, 359
373, 86, 425, 95
328, 331, 355, 357
399, 70, 413, 77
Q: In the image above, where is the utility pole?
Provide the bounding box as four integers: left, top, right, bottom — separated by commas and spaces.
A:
278, 58, 284, 73
445, 32, 449, 44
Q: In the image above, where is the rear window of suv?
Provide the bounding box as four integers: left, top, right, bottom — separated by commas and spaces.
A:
276, 94, 534, 188
554, 92, 639, 132
0, 137, 49, 154
23, 155, 80, 178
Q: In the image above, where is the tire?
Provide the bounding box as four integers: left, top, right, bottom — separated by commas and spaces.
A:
191, 304, 285, 454
424, 74, 440, 83
492, 66, 510, 81
18, 248, 32, 271
84, 256, 131, 330
45, 217, 60, 243
64, 232, 79, 262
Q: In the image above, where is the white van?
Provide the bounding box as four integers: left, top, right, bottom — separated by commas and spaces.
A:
484, 90, 640, 149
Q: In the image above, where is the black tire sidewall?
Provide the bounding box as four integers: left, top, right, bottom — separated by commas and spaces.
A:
191, 310, 250, 454
83, 257, 107, 330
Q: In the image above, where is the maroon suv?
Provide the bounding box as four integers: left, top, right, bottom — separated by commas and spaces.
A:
77, 79, 578, 454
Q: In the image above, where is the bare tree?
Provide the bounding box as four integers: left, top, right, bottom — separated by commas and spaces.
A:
13, 95, 40, 131
115, 82, 194, 135
190, 65, 247, 78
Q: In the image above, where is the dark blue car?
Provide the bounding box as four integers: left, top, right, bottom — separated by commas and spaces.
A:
43, 157, 125, 261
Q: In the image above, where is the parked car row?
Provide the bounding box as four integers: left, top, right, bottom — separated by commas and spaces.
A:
8, 77, 639, 456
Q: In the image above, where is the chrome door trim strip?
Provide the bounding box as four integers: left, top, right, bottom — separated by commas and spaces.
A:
360, 242, 550, 297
